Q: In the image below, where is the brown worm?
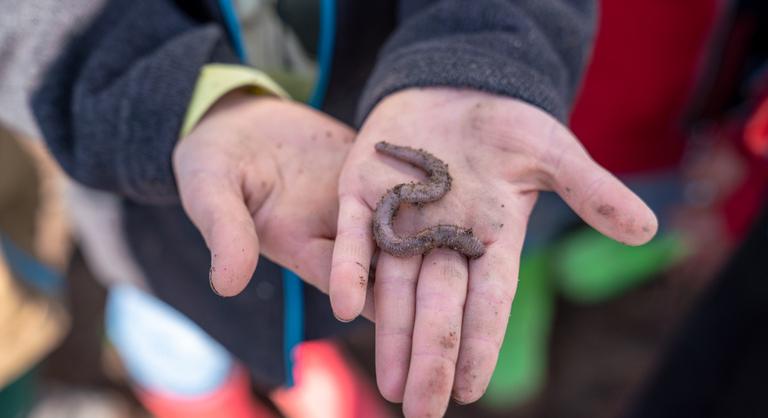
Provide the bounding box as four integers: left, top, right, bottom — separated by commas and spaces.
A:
372, 141, 486, 259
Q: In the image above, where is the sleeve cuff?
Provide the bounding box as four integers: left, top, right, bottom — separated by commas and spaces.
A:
181, 64, 290, 137
356, 42, 568, 126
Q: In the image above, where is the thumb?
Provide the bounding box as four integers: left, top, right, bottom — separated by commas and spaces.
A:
177, 170, 260, 297
547, 139, 658, 246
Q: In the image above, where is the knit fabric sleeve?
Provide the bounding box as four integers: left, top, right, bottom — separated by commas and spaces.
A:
357, 0, 597, 125
32, 0, 239, 204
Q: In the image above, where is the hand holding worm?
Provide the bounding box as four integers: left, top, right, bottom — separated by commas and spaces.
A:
330, 88, 657, 418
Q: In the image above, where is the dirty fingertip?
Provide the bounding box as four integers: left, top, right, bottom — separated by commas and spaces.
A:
329, 274, 368, 321
620, 201, 659, 246
330, 283, 365, 322
208, 249, 258, 297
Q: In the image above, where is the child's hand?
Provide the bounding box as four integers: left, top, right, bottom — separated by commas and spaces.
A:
173, 91, 354, 298
329, 88, 658, 417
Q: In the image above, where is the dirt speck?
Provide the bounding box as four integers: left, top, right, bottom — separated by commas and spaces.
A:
209, 275, 221, 295
425, 364, 451, 399
596, 204, 616, 217
452, 362, 480, 404
620, 218, 638, 235
439, 331, 457, 350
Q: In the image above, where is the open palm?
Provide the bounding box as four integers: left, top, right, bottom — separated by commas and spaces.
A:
329, 88, 658, 418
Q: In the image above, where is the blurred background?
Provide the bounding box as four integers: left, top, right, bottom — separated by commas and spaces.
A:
2, 0, 767, 417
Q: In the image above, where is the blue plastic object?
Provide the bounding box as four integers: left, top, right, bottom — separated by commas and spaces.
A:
0, 234, 62, 295
105, 284, 234, 396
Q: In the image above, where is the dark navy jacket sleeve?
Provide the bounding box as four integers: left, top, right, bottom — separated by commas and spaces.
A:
357, 0, 597, 124
33, 0, 595, 204
32, 0, 237, 204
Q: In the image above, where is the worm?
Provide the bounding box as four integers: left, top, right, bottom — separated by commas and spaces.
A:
372, 141, 486, 259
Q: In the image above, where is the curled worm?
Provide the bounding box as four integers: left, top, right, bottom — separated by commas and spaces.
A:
372, 141, 486, 259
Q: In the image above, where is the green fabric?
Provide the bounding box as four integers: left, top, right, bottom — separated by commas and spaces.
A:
555, 228, 688, 304
483, 250, 554, 409
482, 229, 685, 408
0, 368, 37, 418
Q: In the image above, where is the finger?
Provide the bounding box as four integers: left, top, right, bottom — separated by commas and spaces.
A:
548, 142, 658, 245
289, 238, 335, 293
403, 249, 468, 418
329, 194, 375, 321
274, 238, 376, 320
374, 252, 421, 402
361, 279, 376, 321
177, 171, 259, 297
453, 220, 526, 404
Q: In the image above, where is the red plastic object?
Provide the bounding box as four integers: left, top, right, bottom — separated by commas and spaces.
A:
570, 0, 721, 174
136, 365, 277, 418
271, 340, 392, 418
745, 97, 768, 158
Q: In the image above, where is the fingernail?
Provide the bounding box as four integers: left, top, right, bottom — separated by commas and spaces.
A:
209, 266, 222, 297
451, 390, 472, 405
333, 313, 355, 323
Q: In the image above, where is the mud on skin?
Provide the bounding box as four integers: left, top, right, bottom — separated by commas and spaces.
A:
372, 141, 486, 259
